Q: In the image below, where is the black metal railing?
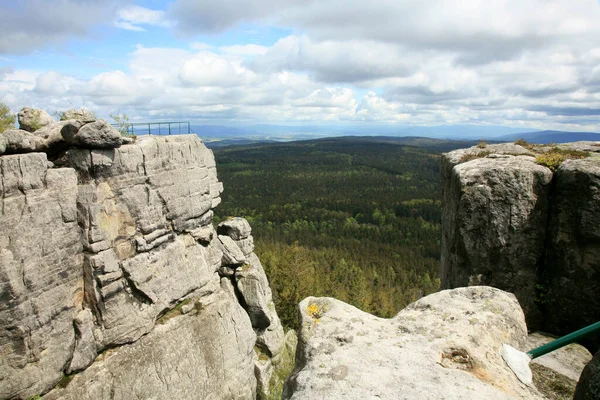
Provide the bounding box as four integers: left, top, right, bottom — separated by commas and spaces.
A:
111, 122, 192, 136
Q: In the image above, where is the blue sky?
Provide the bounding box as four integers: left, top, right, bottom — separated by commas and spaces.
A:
1, 0, 600, 131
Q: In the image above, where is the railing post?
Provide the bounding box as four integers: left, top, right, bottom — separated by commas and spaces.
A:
188, 122, 190, 134
169, 123, 171, 135
148, 124, 151, 135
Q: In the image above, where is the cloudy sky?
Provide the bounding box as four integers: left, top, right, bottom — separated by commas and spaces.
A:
2, 0, 600, 131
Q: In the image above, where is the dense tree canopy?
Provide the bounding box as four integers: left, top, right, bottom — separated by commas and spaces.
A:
213, 136, 471, 328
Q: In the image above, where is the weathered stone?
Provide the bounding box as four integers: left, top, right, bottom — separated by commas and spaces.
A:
236, 236, 255, 256
256, 312, 285, 358
441, 152, 553, 328
574, 350, 600, 400
542, 158, 600, 345
59, 108, 96, 122
257, 329, 297, 400
0, 153, 82, 399
218, 217, 252, 240
67, 309, 98, 373
189, 225, 215, 244
32, 120, 82, 151
219, 235, 246, 265
284, 287, 543, 400
235, 253, 273, 330
0, 128, 44, 154
18, 106, 55, 132
62, 119, 123, 149
44, 291, 257, 400
0, 133, 284, 400
527, 332, 592, 382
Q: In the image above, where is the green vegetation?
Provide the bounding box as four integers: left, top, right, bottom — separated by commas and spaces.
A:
156, 298, 193, 324
0, 102, 15, 133
28, 109, 44, 131
458, 150, 491, 163
535, 147, 589, 172
110, 113, 133, 136
214, 137, 469, 328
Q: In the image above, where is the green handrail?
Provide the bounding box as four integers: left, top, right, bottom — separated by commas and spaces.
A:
527, 321, 600, 359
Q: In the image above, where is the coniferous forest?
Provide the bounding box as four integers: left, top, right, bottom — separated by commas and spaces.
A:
212, 136, 473, 329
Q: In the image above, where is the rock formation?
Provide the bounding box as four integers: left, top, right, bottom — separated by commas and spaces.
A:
284, 286, 545, 399
441, 142, 600, 349
574, 350, 600, 400
0, 108, 291, 400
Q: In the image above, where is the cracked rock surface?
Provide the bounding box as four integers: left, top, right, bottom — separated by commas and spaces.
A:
284, 286, 544, 400
0, 134, 283, 400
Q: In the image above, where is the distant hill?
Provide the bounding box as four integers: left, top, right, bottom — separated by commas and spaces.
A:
204, 138, 279, 149
499, 130, 600, 144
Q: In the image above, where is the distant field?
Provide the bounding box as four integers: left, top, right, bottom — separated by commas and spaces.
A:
213, 136, 473, 328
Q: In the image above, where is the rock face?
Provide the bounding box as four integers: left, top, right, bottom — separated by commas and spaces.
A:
0, 132, 288, 400
217, 218, 292, 400
0, 107, 126, 156
574, 350, 600, 400
43, 291, 257, 400
17, 107, 55, 132
0, 152, 81, 400
441, 143, 600, 346
284, 286, 544, 400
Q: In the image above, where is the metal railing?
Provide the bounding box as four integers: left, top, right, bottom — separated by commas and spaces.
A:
111, 122, 192, 136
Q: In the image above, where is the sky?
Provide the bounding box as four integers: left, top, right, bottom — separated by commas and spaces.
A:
1, 0, 600, 131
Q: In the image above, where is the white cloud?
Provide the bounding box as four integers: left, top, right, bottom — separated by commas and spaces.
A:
4, 0, 600, 129
220, 44, 269, 57
190, 42, 214, 51
114, 5, 172, 31
0, 0, 119, 54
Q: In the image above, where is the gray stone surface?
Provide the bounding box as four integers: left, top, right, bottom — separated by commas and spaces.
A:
67, 309, 98, 373
284, 287, 544, 400
0, 129, 44, 154
441, 153, 552, 327
542, 158, 600, 343
0, 133, 287, 400
44, 291, 257, 400
218, 217, 252, 240
574, 350, 600, 400
62, 119, 123, 149
219, 235, 247, 265
60, 108, 96, 122
0, 153, 82, 399
18, 106, 55, 132
442, 142, 600, 344
235, 253, 273, 330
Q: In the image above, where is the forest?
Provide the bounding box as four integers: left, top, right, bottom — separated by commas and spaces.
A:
212, 136, 473, 329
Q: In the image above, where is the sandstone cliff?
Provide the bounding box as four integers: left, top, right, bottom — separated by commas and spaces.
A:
0, 109, 292, 400
284, 286, 547, 399
441, 142, 600, 350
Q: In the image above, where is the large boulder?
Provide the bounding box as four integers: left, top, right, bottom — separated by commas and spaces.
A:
441, 142, 600, 347
218, 217, 252, 240
17, 106, 55, 132
574, 350, 600, 400
441, 151, 553, 328
59, 108, 96, 122
62, 120, 123, 149
43, 291, 257, 400
284, 286, 544, 400
0, 152, 82, 399
542, 158, 600, 345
